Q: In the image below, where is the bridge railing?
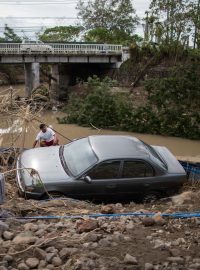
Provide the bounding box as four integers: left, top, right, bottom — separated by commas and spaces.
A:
0, 43, 122, 55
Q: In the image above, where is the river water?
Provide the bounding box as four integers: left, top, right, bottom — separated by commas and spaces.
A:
0, 85, 200, 159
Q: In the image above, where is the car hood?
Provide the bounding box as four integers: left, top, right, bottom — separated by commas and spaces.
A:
18, 146, 70, 186
152, 146, 186, 175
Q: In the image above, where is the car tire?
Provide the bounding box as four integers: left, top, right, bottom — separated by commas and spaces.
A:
143, 192, 160, 204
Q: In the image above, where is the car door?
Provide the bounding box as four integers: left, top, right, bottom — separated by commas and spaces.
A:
75, 160, 121, 200
117, 160, 155, 200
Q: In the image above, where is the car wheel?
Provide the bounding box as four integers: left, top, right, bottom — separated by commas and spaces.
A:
143, 192, 160, 204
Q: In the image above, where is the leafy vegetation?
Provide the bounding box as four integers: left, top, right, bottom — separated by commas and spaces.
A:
0, 24, 22, 42
59, 71, 200, 139
38, 26, 83, 42
77, 0, 140, 45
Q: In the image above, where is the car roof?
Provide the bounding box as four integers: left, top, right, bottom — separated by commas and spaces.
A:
89, 135, 150, 160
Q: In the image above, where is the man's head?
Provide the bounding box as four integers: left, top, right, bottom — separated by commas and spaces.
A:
39, 124, 47, 133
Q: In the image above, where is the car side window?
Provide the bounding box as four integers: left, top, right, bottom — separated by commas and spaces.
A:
88, 161, 120, 180
122, 161, 154, 178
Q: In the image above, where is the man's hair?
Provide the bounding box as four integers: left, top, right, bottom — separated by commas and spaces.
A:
39, 124, 46, 130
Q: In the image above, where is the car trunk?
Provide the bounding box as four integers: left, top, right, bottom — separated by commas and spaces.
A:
152, 146, 186, 175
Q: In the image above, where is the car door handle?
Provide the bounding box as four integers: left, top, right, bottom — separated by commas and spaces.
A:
106, 184, 116, 189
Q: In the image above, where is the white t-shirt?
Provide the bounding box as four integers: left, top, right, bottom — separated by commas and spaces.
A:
36, 127, 55, 142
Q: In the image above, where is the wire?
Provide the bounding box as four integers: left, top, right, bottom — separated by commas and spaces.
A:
0, 0, 88, 5
1, 17, 77, 19
1, 211, 200, 221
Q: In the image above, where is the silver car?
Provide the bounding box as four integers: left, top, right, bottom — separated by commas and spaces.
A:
20, 40, 54, 53
16, 135, 187, 201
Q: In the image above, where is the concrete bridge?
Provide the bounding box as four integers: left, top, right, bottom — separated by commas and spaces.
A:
0, 43, 124, 101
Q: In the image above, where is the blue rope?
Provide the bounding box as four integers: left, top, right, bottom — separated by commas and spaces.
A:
1, 211, 200, 221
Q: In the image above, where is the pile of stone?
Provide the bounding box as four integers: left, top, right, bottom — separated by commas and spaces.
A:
0, 197, 200, 270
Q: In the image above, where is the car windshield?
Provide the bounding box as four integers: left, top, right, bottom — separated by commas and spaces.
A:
62, 138, 98, 176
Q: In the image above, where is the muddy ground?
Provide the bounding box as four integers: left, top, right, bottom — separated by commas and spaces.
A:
0, 175, 200, 270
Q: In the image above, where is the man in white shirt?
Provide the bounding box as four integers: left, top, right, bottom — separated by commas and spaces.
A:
33, 124, 59, 148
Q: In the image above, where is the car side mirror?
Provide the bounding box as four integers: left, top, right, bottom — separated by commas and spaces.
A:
83, 176, 92, 184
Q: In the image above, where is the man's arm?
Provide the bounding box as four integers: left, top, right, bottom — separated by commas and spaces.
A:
33, 140, 38, 148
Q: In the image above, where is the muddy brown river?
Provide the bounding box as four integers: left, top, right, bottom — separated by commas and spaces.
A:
0, 85, 200, 159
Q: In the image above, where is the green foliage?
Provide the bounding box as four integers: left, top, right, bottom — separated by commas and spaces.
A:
142, 63, 200, 139
59, 76, 119, 128
85, 27, 142, 46
77, 0, 138, 33
147, 0, 200, 50
0, 24, 22, 42
59, 68, 200, 139
77, 0, 139, 46
39, 26, 83, 42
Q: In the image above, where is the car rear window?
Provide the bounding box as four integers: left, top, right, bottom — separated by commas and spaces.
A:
62, 138, 98, 176
141, 141, 167, 170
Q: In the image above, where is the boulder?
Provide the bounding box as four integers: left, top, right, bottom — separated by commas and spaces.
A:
76, 219, 98, 234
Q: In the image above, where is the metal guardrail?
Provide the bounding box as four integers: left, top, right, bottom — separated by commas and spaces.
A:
0, 43, 122, 55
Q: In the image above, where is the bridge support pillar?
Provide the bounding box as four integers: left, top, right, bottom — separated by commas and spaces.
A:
24, 63, 40, 97
50, 64, 59, 104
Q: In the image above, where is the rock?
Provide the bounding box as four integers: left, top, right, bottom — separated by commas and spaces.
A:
172, 238, 186, 246
169, 249, 181, 257
52, 257, 62, 267
83, 232, 99, 242
76, 219, 98, 233
172, 191, 193, 206
25, 258, 39, 269
35, 229, 45, 237
34, 247, 47, 260
3, 231, 14, 240
17, 263, 29, 270
87, 251, 99, 259
46, 264, 54, 269
45, 247, 58, 254
101, 205, 115, 214
0, 221, 9, 236
38, 260, 46, 269
145, 263, 154, 270
46, 253, 55, 263
154, 239, 171, 249
142, 217, 155, 227
13, 232, 37, 245
24, 223, 38, 232
189, 263, 200, 269
3, 255, 13, 262
0, 267, 8, 270
126, 221, 134, 230
59, 247, 78, 259
167, 257, 184, 264
153, 215, 166, 226
99, 238, 111, 247
124, 254, 138, 265
195, 218, 200, 225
